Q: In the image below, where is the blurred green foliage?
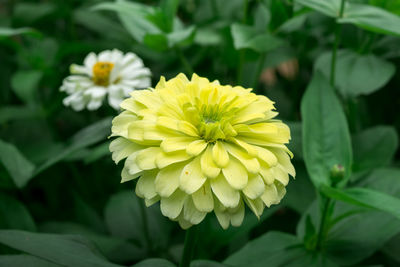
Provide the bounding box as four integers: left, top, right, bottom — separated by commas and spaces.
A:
0, 0, 400, 266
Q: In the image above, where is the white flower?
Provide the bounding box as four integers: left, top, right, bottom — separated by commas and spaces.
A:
60, 49, 151, 111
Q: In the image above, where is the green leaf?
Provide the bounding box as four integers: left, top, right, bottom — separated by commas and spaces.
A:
0, 193, 36, 231
339, 3, 400, 36
0, 106, 44, 124
352, 126, 398, 172
194, 28, 222, 46
190, 260, 228, 267
382, 233, 400, 263
143, 33, 169, 51
35, 117, 112, 175
358, 168, 400, 196
13, 2, 56, 24
231, 23, 284, 53
0, 230, 120, 267
301, 72, 352, 188
315, 50, 395, 97
104, 191, 171, 250
160, 0, 180, 32
295, 0, 340, 17
224, 231, 337, 267
0, 139, 35, 188
321, 185, 400, 220
0, 255, 60, 267
93, 0, 160, 42
167, 26, 196, 48
133, 258, 175, 267
84, 142, 111, 164
0, 27, 38, 37
11, 70, 43, 104
40, 222, 145, 263
296, 0, 400, 36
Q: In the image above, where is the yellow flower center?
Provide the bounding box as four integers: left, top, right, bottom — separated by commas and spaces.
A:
92, 61, 114, 86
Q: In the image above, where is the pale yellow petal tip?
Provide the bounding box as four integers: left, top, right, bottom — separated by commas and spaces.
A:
109, 73, 295, 230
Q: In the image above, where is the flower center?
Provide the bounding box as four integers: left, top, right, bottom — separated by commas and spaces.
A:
92, 61, 114, 86
197, 104, 236, 143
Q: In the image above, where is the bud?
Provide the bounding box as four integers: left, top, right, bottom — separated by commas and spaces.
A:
330, 164, 345, 186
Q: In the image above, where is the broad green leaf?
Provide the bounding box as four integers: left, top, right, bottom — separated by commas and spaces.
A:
0, 27, 38, 37
0, 230, 120, 267
0, 106, 44, 124
72, 193, 107, 234
296, 0, 400, 36
35, 117, 112, 175
301, 72, 352, 188
167, 26, 196, 48
315, 50, 395, 97
278, 13, 309, 33
74, 9, 131, 43
93, 0, 160, 42
13, 2, 56, 24
133, 258, 175, 267
11, 70, 42, 104
352, 126, 398, 172
104, 191, 172, 251
321, 185, 400, 220
224, 231, 337, 267
295, 0, 340, 17
40, 222, 145, 263
0, 193, 36, 231
339, 3, 400, 36
143, 33, 169, 51
0, 255, 59, 267
194, 28, 222, 46
382, 233, 400, 263
84, 142, 111, 164
254, 3, 271, 32
0, 139, 35, 188
298, 168, 400, 265
191, 260, 228, 267
160, 0, 180, 32
231, 23, 284, 53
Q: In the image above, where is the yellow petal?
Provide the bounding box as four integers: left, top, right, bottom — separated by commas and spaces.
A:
121, 166, 142, 183
192, 182, 214, 212
225, 143, 260, 174
214, 198, 230, 229
230, 200, 245, 227
179, 157, 206, 194
144, 196, 160, 207
272, 165, 290, 186
261, 183, 279, 207
210, 174, 240, 208
186, 140, 207, 156
271, 148, 296, 177
183, 197, 206, 224
222, 157, 248, 190
178, 121, 199, 137
243, 174, 265, 199
212, 141, 229, 168
155, 163, 184, 197
124, 152, 143, 178
110, 137, 142, 164
256, 146, 278, 167
135, 171, 157, 199
161, 136, 196, 153
244, 196, 264, 218
111, 111, 138, 138
136, 147, 161, 170
156, 150, 192, 169
160, 189, 187, 219
259, 163, 275, 185
200, 146, 220, 178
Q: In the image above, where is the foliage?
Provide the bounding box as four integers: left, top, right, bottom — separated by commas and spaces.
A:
0, 0, 399, 266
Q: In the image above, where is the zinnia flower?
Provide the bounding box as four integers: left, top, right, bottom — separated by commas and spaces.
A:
110, 73, 295, 229
60, 49, 151, 111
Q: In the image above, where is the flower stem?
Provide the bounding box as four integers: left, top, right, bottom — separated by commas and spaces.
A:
179, 226, 198, 267
252, 53, 266, 89
138, 199, 152, 254
176, 47, 194, 76
330, 0, 346, 87
315, 197, 331, 250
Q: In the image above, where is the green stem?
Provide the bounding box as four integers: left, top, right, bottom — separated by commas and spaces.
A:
315, 197, 331, 250
236, 0, 249, 85
252, 53, 266, 89
176, 47, 193, 76
329, 0, 346, 87
179, 226, 198, 267
138, 199, 152, 254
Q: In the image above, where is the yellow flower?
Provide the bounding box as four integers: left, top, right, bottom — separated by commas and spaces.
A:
110, 73, 295, 229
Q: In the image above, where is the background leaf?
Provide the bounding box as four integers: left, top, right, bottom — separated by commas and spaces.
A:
301, 72, 352, 187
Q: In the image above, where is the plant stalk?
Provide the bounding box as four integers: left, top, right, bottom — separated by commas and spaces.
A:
329, 0, 346, 87
315, 197, 331, 250
252, 53, 266, 89
176, 47, 194, 76
139, 199, 152, 254
179, 226, 198, 267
